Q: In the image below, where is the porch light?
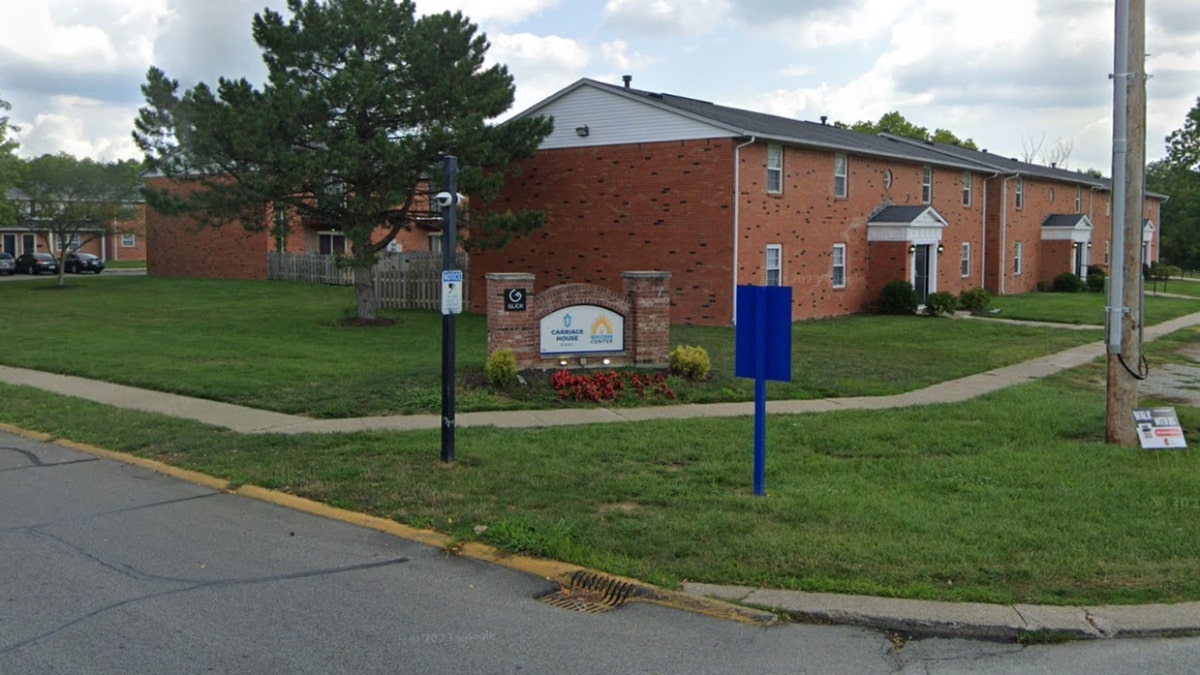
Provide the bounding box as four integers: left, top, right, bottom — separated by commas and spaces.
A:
602, 358, 612, 365
559, 359, 569, 367
936, 244, 945, 255
908, 244, 916, 254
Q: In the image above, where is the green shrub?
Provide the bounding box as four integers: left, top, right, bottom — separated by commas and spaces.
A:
1086, 266, 1106, 293
1052, 272, 1086, 293
669, 345, 711, 380
958, 287, 992, 314
879, 280, 918, 315
923, 291, 959, 316
484, 349, 518, 389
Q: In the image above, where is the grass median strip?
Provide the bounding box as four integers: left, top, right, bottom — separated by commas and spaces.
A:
4, 364, 1198, 608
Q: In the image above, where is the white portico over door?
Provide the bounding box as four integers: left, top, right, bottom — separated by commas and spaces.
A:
868, 205, 948, 306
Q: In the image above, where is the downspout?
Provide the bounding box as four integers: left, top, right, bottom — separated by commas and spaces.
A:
732, 135, 757, 325
980, 171, 1000, 289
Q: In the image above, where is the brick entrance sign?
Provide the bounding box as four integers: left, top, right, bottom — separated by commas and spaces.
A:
485, 271, 671, 371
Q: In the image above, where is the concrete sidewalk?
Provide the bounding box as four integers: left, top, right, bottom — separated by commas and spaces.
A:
4, 310, 1200, 641
3, 311, 1199, 435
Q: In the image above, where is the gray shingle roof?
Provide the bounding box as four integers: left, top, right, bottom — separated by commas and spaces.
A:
571, 79, 1161, 196
1042, 214, 1093, 228
869, 205, 939, 223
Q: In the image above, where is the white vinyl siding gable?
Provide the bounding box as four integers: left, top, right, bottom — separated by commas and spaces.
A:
530, 85, 734, 149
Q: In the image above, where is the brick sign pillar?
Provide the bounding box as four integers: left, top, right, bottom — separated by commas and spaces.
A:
485, 272, 536, 367
623, 271, 671, 366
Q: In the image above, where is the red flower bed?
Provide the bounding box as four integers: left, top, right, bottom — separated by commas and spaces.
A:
550, 369, 676, 402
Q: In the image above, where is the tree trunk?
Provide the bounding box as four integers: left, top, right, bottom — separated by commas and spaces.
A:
353, 262, 378, 321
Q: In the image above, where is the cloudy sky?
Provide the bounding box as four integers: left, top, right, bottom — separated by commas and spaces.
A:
1, 0, 1197, 173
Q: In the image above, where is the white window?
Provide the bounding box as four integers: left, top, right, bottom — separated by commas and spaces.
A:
428, 233, 443, 253
766, 244, 782, 286
1075, 186, 1083, 213
834, 154, 848, 198
1015, 177, 1024, 210
318, 231, 348, 255
1013, 242, 1023, 276
1106, 195, 1111, 216
61, 233, 80, 251
921, 166, 932, 203
121, 233, 137, 247
961, 243, 971, 277
831, 244, 846, 288
766, 144, 783, 193
962, 171, 972, 207
1105, 240, 1110, 265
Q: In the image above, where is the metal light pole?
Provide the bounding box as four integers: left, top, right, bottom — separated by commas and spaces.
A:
1105, 0, 1147, 445
440, 155, 459, 463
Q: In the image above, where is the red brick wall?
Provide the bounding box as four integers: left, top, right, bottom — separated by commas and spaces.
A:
470, 139, 735, 325
146, 178, 270, 280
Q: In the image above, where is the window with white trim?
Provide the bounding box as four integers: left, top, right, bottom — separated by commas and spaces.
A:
961, 243, 971, 277
833, 154, 848, 198
765, 244, 782, 286
921, 166, 932, 203
831, 243, 846, 288
1105, 240, 1110, 265
121, 233, 136, 247
1106, 195, 1111, 216
429, 233, 443, 253
1015, 177, 1024, 210
1013, 242, 1023, 275
1075, 186, 1082, 213
766, 144, 783, 194
962, 171, 972, 207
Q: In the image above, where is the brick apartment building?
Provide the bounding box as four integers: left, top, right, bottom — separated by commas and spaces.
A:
1, 188, 147, 263
468, 78, 1164, 326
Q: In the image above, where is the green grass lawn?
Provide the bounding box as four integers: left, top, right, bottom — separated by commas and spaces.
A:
989, 290, 1198, 325
3, 359, 1198, 607
0, 277, 1120, 418
2, 276, 1199, 606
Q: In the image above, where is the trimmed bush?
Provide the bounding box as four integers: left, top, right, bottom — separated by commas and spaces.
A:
923, 291, 959, 316
1052, 272, 1086, 293
879, 280, 918, 315
669, 345, 711, 380
484, 349, 518, 389
1086, 266, 1106, 293
958, 287, 992, 314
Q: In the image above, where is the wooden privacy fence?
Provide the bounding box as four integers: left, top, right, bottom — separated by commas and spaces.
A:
266, 251, 469, 311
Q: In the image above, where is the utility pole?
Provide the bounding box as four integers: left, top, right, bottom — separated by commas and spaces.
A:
1106, 0, 1147, 445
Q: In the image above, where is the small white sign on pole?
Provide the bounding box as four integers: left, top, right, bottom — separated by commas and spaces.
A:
1134, 407, 1187, 450
441, 270, 463, 315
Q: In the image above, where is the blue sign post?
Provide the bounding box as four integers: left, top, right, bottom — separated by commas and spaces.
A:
735, 285, 793, 496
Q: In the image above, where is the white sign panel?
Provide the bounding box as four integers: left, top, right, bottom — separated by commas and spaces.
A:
1134, 407, 1187, 450
540, 305, 625, 354
441, 270, 463, 315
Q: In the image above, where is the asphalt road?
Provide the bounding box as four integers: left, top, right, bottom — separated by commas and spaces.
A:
2, 430, 1199, 674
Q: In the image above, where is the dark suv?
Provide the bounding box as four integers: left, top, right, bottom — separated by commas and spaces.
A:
15, 252, 59, 275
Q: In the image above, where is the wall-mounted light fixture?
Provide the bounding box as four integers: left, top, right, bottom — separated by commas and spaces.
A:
936, 244, 945, 255
575, 125, 590, 137
559, 359, 569, 367
908, 244, 916, 254
602, 358, 611, 365
1087, 242, 1093, 249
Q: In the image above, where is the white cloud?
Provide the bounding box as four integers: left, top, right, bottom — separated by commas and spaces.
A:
417, 0, 561, 25
602, 0, 731, 36
12, 95, 139, 160
600, 40, 655, 72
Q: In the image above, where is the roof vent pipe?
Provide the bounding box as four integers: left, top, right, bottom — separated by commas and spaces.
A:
622, 75, 632, 89
820, 115, 827, 125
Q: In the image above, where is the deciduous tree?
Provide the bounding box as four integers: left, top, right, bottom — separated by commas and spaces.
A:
14, 153, 143, 286
0, 92, 21, 227
133, 0, 553, 321
1149, 96, 1200, 269
836, 111, 979, 150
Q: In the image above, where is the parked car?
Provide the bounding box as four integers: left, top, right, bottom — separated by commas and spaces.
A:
65, 252, 105, 274
15, 252, 59, 275
0, 252, 14, 275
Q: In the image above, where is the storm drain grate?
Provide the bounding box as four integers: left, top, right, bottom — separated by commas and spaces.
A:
536, 571, 639, 614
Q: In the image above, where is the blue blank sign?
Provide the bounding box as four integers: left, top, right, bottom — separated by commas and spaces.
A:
735, 285, 792, 382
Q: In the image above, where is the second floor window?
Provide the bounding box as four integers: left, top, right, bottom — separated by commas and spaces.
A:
962, 171, 972, 207
834, 154, 848, 198
921, 166, 933, 203
767, 144, 783, 194
1015, 177, 1024, 210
